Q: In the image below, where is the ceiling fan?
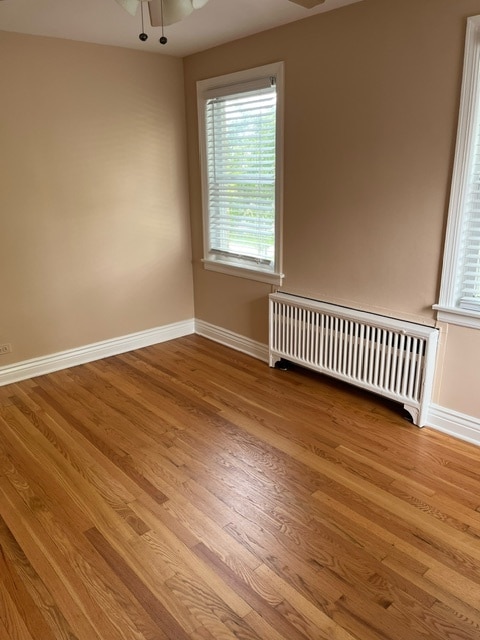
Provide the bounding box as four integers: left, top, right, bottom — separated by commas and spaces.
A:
114, 0, 327, 28
114, 0, 209, 28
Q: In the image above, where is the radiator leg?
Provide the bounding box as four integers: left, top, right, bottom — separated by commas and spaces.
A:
269, 355, 290, 370
269, 354, 279, 368
403, 404, 421, 427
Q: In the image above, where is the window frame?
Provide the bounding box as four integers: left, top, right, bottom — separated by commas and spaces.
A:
435, 15, 480, 329
197, 62, 284, 286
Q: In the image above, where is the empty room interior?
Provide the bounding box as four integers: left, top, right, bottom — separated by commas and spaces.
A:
1, 0, 480, 638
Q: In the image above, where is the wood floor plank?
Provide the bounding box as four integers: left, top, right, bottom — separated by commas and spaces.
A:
0, 397, 147, 541
85, 527, 186, 640
32, 381, 170, 505
130, 501, 253, 619
0, 335, 479, 639
154, 487, 263, 571
0, 403, 140, 546
0, 413, 93, 535
0, 510, 86, 640
313, 489, 480, 629
163, 571, 258, 640
0, 565, 45, 640
194, 542, 353, 640
242, 611, 292, 640
0, 476, 156, 640
17, 384, 146, 501
383, 556, 480, 632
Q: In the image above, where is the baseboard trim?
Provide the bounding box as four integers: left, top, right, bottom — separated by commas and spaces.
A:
0, 319, 195, 387
427, 404, 480, 446
195, 319, 269, 362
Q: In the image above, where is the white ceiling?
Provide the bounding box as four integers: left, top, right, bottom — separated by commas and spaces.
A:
0, 0, 362, 57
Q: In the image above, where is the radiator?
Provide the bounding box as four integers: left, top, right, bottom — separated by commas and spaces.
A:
269, 292, 439, 427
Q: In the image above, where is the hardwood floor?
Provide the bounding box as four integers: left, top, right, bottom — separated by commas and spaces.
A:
0, 334, 480, 639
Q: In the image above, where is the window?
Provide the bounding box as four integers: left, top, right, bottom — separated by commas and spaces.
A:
197, 63, 284, 285
436, 16, 480, 328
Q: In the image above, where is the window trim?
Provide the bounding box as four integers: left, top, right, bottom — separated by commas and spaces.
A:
435, 15, 480, 329
197, 62, 284, 286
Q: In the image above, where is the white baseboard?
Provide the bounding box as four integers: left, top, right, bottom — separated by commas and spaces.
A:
0, 319, 195, 387
195, 319, 269, 362
427, 404, 480, 446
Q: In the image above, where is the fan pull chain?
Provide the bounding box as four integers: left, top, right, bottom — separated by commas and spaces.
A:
159, 0, 168, 44
139, 1, 148, 41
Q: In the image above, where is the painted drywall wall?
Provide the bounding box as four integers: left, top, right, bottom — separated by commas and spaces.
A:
0, 32, 194, 365
184, 0, 480, 420
434, 324, 480, 418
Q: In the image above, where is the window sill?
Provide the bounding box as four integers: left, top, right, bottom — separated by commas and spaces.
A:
202, 259, 284, 286
433, 304, 480, 330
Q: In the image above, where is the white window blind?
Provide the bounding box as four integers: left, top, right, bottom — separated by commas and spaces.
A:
204, 78, 277, 266
458, 125, 480, 310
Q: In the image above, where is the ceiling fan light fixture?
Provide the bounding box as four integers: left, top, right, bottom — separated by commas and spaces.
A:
148, 0, 195, 27
288, 0, 326, 8
115, 0, 140, 17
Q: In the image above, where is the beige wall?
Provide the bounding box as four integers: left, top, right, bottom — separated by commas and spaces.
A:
0, 32, 194, 365
434, 324, 480, 417
184, 0, 480, 419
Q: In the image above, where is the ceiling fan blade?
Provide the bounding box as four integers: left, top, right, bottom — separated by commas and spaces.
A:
114, 0, 140, 17
148, 0, 194, 27
288, 0, 326, 8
